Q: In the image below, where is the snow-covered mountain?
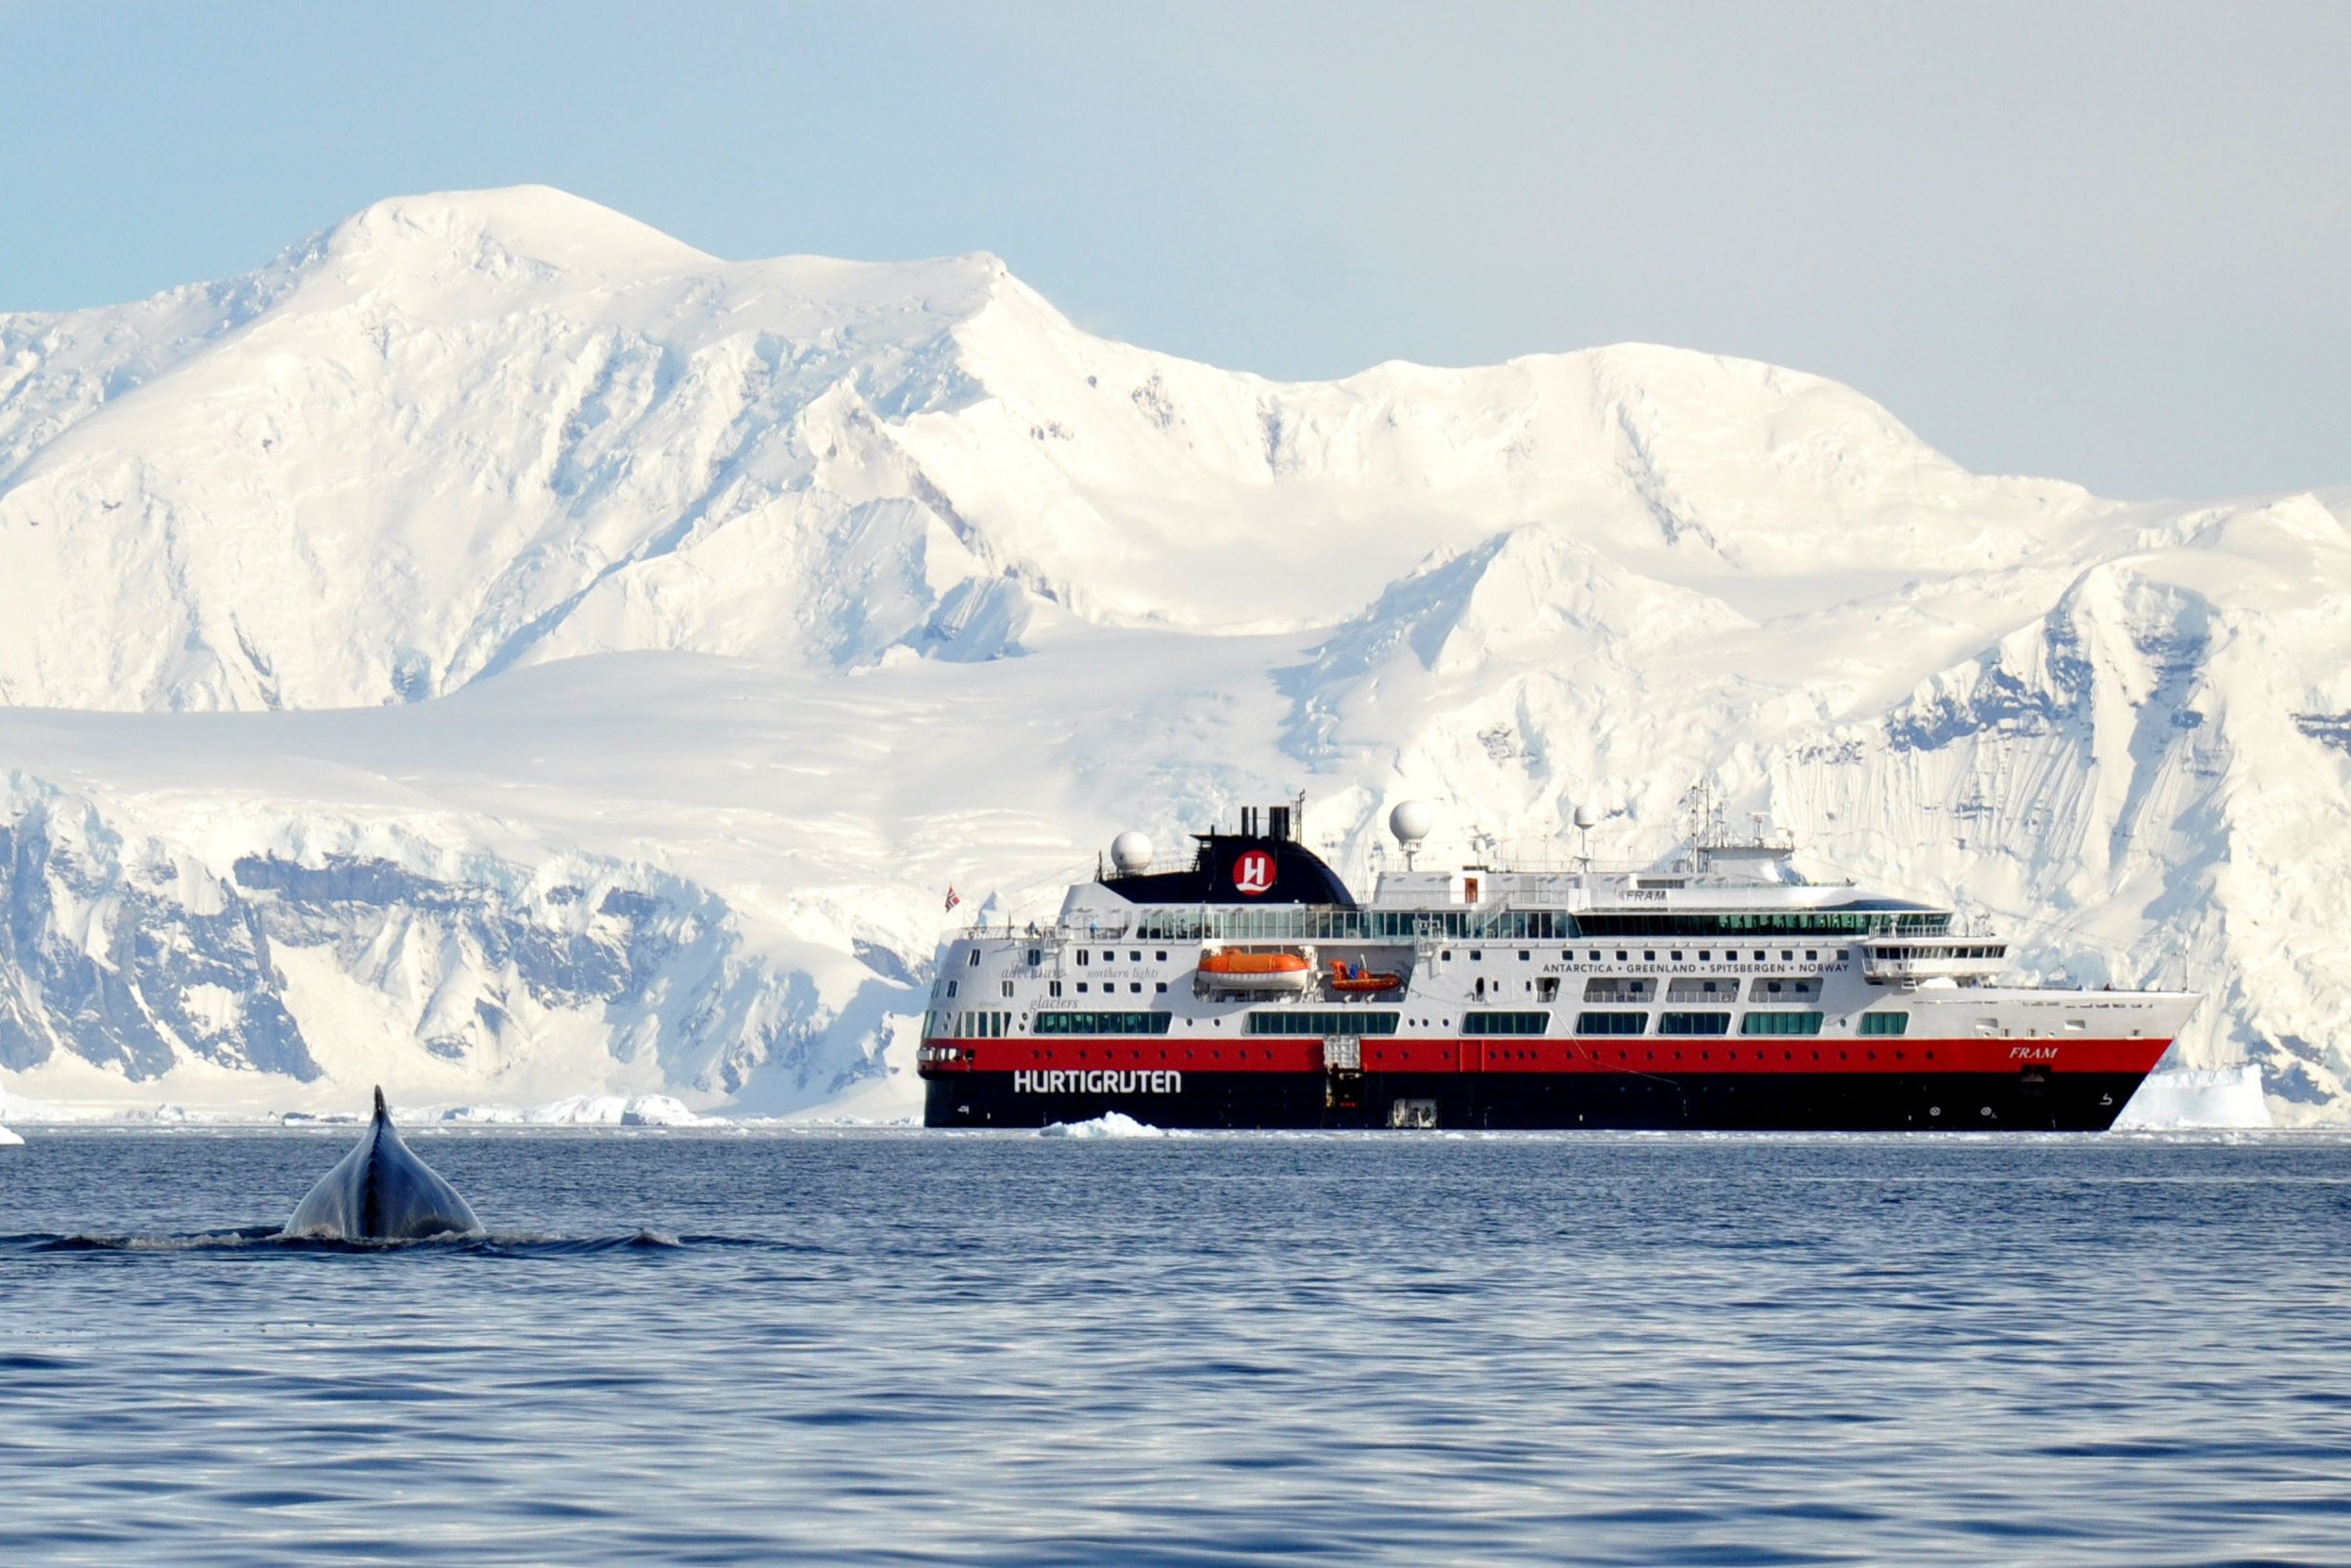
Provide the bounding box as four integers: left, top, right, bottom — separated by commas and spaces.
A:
2, 186, 2344, 1120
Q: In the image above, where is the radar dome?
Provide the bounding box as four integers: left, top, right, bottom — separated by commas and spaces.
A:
1388, 801, 1434, 846
1573, 805, 1598, 831
1109, 831, 1154, 873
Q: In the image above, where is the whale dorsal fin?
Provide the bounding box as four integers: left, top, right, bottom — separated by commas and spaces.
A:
373, 1086, 389, 1124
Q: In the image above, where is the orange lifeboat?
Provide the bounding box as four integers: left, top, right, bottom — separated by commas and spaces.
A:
1199, 949, 1315, 992
1328, 959, 1404, 993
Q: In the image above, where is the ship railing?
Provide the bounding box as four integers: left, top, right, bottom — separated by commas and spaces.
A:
1860, 940, 2009, 984
982, 906, 1949, 946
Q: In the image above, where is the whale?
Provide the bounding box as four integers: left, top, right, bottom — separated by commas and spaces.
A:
283, 1088, 483, 1241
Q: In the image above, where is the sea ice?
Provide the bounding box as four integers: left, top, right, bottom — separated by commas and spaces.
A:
437, 1093, 709, 1126
1039, 1111, 1170, 1139
2112, 1064, 2273, 1131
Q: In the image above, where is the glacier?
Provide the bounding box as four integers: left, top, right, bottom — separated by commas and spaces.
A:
0, 185, 2343, 1122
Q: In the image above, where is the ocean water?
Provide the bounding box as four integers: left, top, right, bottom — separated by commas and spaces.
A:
5, 1129, 2350, 1566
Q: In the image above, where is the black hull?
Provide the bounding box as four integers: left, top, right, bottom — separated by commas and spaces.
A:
924, 1069, 2146, 1133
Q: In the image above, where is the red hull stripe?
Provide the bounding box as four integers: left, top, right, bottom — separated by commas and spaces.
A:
924, 1036, 2174, 1077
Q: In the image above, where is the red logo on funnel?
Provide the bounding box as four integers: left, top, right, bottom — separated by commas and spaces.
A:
1233, 850, 1276, 896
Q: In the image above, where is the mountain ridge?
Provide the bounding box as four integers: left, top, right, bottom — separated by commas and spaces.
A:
0, 186, 2343, 1121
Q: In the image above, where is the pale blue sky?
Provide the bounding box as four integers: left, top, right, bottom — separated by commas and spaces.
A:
4, 1, 2345, 500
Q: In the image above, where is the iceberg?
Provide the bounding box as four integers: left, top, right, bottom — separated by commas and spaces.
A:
1039, 1112, 1172, 1140
2112, 1065, 2273, 1131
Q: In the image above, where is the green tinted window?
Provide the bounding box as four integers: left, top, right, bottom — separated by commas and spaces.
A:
1742, 1011, 1825, 1037
1033, 1011, 1174, 1035
1462, 1011, 1550, 1036
1243, 1010, 1401, 1036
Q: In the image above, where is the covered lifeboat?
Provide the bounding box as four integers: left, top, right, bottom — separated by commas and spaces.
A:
1198, 949, 1316, 993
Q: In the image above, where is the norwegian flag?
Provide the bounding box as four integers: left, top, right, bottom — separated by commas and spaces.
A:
943, 886, 961, 913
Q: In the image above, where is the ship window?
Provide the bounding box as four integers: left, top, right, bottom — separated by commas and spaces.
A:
1463, 1011, 1550, 1035
1838, 950, 1848, 960
1659, 1011, 1732, 1037
1644, 951, 1657, 962
1666, 977, 1733, 1002
1860, 1012, 1910, 1037
1469, 950, 1482, 961
1130, 983, 1142, 993
1076, 951, 1090, 966
967, 949, 980, 966
1742, 1011, 1825, 1037
945, 981, 959, 997
1670, 950, 1683, 961
1519, 950, 1530, 961
1130, 951, 1141, 962
1157, 951, 1167, 962
1035, 1011, 1175, 1035
1048, 981, 1063, 997
1026, 949, 1042, 966
1244, 1010, 1401, 1036
1590, 951, 1601, 961
1575, 1010, 1647, 1036
1697, 951, 1710, 961
1102, 950, 1114, 961
1156, 982, 1167, 993
1584, 977, 1655, 1003
1749, 977, 1820, 1002
1806, 950, 1818, 961
1001, 981, 1014, 998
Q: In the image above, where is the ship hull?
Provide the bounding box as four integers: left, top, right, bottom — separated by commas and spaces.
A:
923, 1066, 2154, 1132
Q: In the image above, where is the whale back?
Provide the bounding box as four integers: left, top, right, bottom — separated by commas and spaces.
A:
284, 1088, 482, 1241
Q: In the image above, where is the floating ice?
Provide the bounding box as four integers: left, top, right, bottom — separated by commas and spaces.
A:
2113, 1064, 2272, 1131
1039, 1112, 1170, 1140
437, 1094, 710, 1126
0, 1124, 23, 1147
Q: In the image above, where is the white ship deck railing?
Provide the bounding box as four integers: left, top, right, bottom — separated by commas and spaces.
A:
1861, 939, 2009, 983
990, 905, 1955, 944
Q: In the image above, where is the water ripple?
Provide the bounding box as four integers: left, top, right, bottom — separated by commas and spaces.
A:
5, 1131, 2351, 1564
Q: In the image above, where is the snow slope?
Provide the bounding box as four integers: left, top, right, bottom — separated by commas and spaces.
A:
2, 186, 2345, 1120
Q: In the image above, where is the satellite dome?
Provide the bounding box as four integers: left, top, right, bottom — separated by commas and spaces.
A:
1388, 801, 1434, 846
1109, 831, 1154, 873
1573, 804, 1598, 831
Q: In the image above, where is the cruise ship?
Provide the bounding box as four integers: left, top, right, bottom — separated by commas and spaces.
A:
918, 800, 2197, 1131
